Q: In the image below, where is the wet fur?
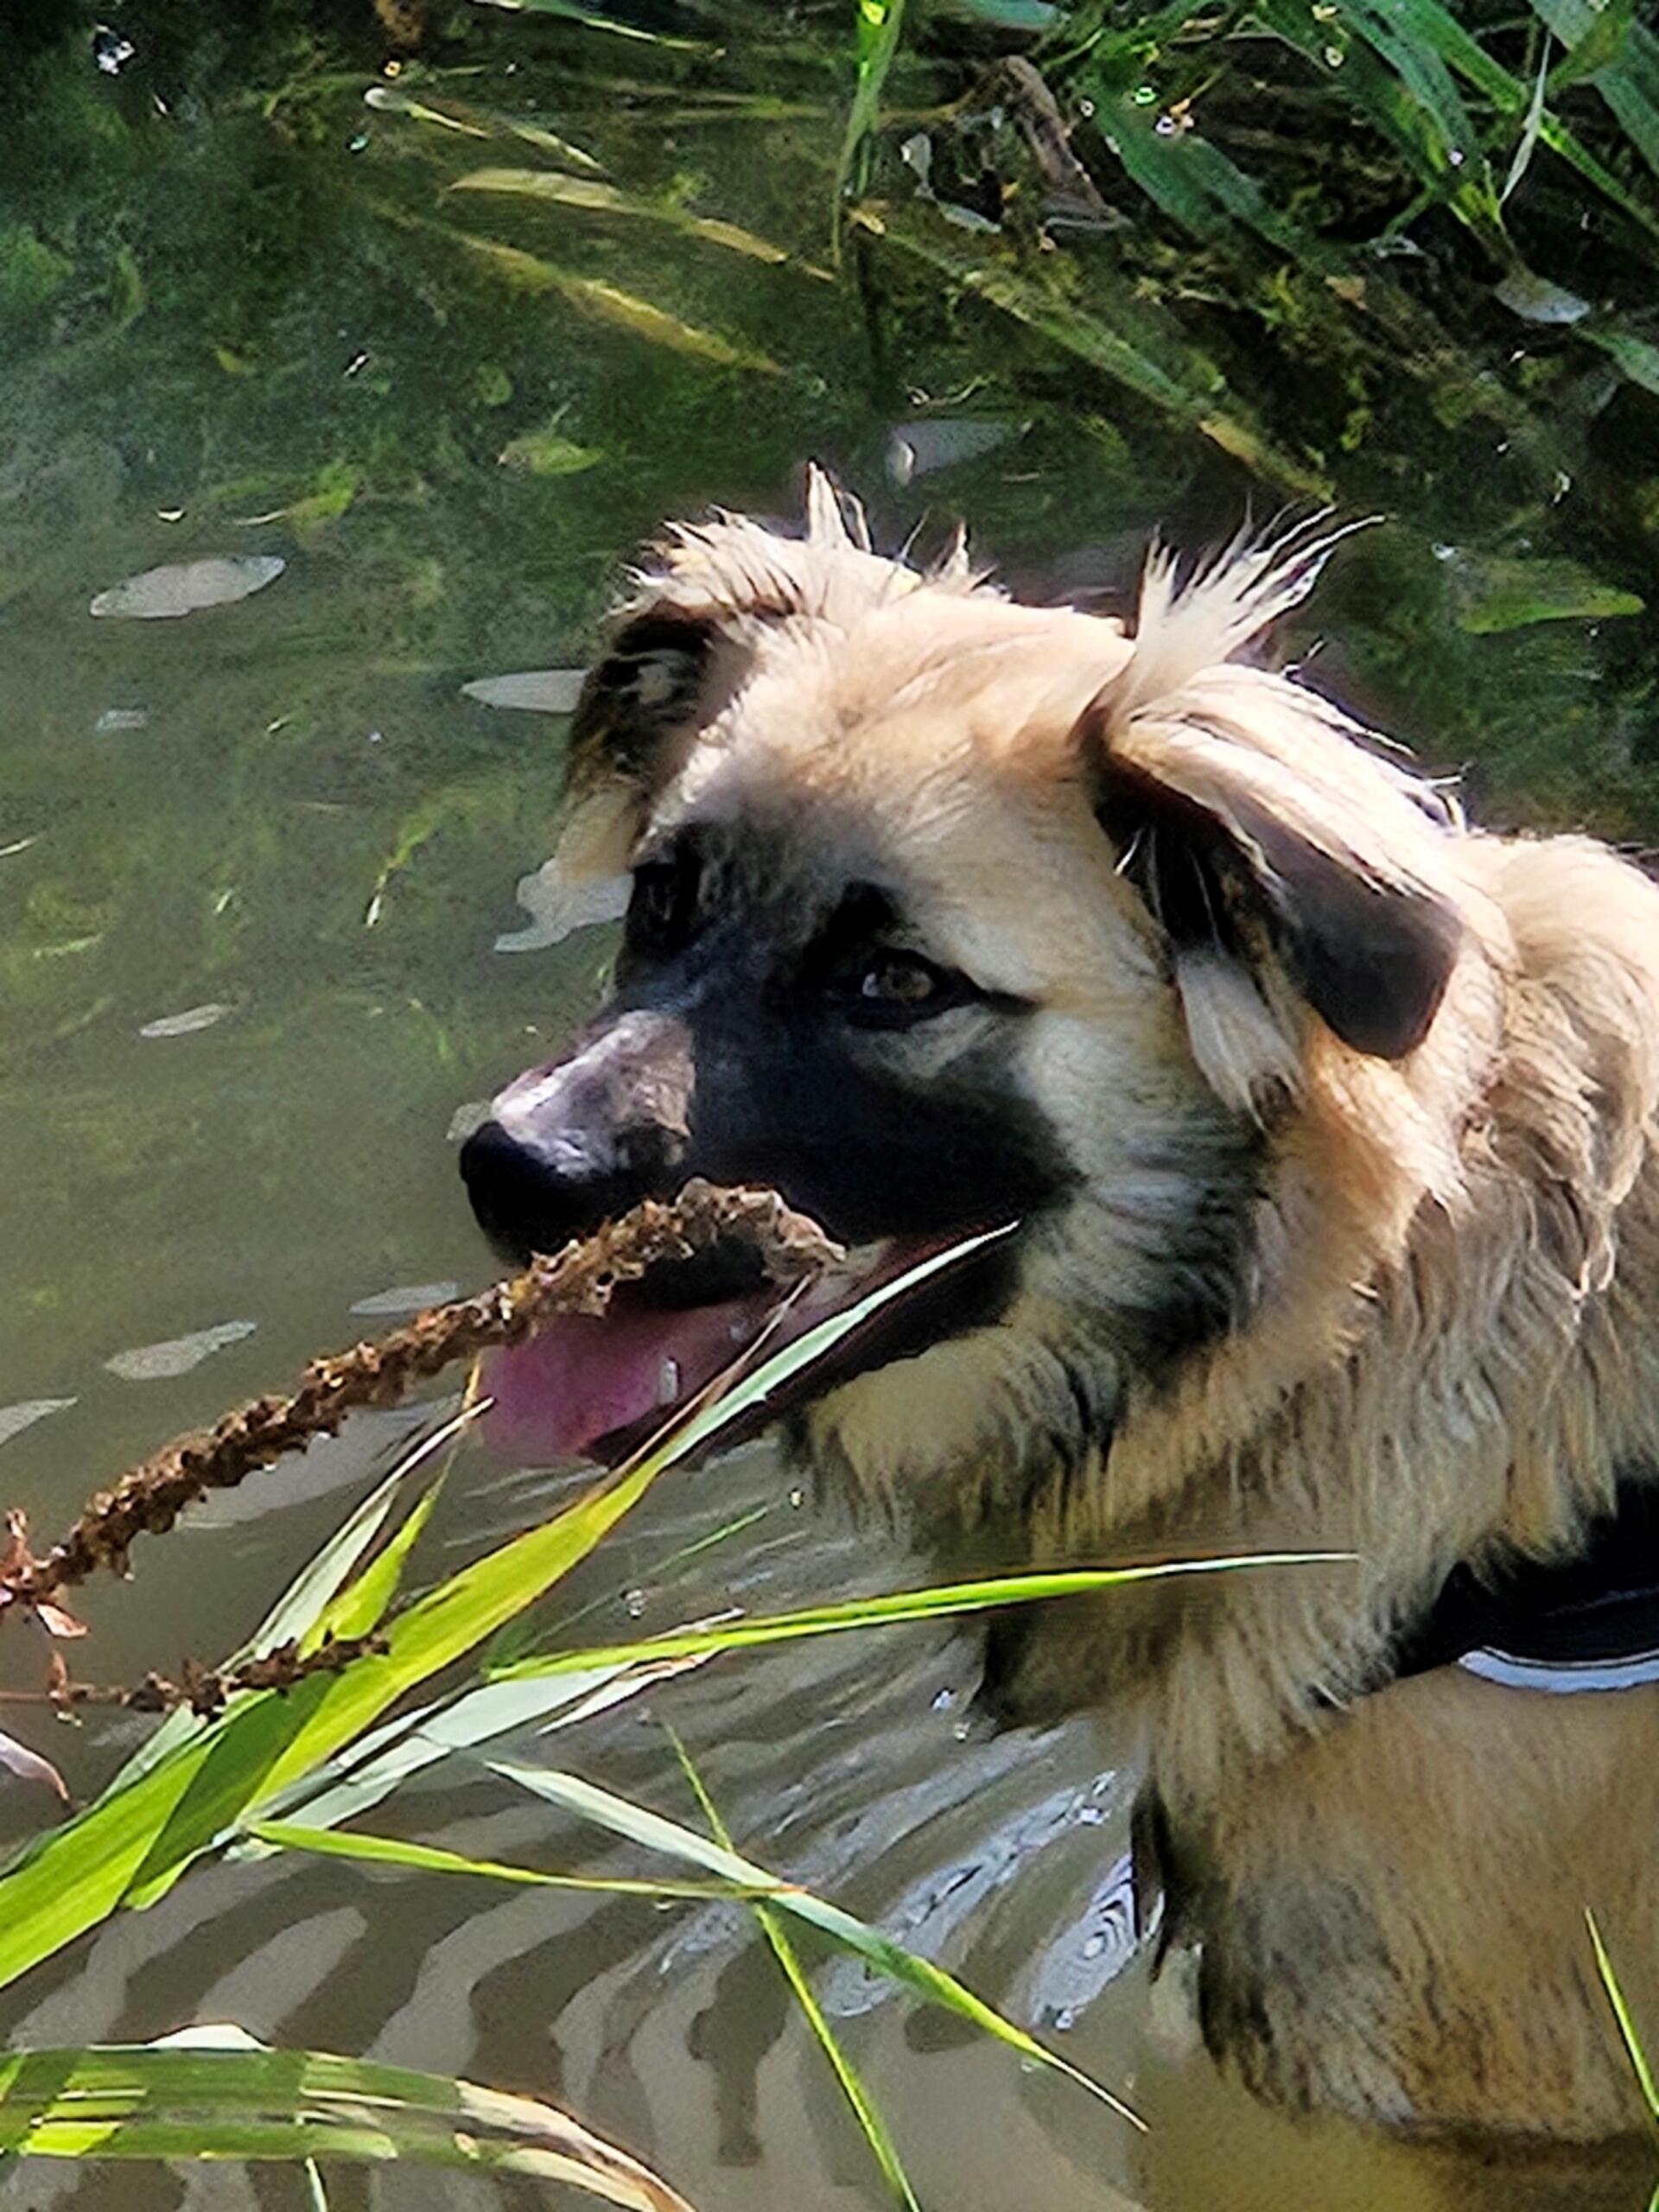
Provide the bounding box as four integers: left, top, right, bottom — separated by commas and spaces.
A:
491, 476, 1659, 2139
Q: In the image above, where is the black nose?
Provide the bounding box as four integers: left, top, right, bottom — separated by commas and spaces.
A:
461, 1116, 683, 1263
459, 1011, 696, 1263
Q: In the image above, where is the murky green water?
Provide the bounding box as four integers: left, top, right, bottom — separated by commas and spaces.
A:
3, 5, 1658, 2208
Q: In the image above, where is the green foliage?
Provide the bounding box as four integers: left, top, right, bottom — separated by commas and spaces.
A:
0, 1247, 1182, 2190
0, 2037, 696, 2209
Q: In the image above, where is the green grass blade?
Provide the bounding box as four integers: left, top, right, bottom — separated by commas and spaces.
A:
256, 1234, 1009, 1809
1255, 0, 1659, 242
244, 1453, 682, 1810
490, 1554, 1351, 1680
319, 1468, 446, 1644
0, 2043, 698, 2209
1530, 0, 1659, 181
1252, 0, 1505, 251
490, 1760, 1145, 2131
1580, 325, 1659, 396
1449, 552, 1644, 632
0, 1435, 667, 1980
250, 1817, 779, 1902
670, 1732, 921, 2211
97, 1408, 466, 1806
1586, 1909, 1659, 2120
836, 0, 908, 216
0, 1239, 1000, 1990
450, 169, 823, 272
1349, 0, 1508, 243
246, 1649, 709, 1841
372, 205, 781, 371
467, 0, 707, 48
253, 1452, 425, 1657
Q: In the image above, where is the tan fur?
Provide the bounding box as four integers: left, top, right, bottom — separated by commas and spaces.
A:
558, 474, 1659, 2139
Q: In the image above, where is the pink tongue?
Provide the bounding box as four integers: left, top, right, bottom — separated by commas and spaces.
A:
480, 1291, 783, 1463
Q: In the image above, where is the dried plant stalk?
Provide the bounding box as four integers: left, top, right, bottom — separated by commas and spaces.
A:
1, 1181, 839, 1618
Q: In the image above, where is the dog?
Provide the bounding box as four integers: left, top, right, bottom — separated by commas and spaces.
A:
461, 471, 1659, 2143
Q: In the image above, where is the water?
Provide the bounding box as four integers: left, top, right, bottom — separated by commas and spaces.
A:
1, 6, 1656, 2208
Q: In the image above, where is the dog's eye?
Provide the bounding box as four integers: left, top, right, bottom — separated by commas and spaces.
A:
862, 955, 938, 1005
836, 950, 959, 1025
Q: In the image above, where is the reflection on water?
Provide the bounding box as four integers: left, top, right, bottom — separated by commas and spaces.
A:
1, 4, 1657, 2207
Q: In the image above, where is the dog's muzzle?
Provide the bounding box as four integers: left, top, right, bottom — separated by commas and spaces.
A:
460, 1009, 696, 1262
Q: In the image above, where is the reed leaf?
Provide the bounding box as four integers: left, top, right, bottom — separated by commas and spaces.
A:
669, 1732, 922, 2212
451, 168, 825, 272
489, 1759, 1146, 2130
489, 1554, 1350, 1680
0, 1241, 999, 1990
0, 2040, 697, 2209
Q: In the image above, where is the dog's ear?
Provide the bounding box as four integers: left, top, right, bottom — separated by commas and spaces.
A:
553, 607, 724, 883
569, 609, 721, 788
1079, 524, 1464, 1090
1093, 740, 1462, 1063
553, 465, 893, 887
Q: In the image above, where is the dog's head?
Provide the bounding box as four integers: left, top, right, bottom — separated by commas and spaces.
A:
462, 474, 1479, 1529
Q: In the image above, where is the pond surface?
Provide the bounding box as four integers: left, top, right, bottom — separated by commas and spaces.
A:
2, 5, 1657, 2209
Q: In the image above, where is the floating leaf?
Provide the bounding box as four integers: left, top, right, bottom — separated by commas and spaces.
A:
498, 429, 605, 475
89, 556, 285, 619
348, 1281, 460, 1318
0, 1400, 74, 1451
886, 416, 1017, 483
461, 668, 588, 713
443, 228, 780, 368
1581, 324, 1659, 395
372, 205, 779, 367
1494, 268, 1592, 322
0, 1732, 68, 1807
363, 85, 490, 136
105, 1320, 257, 1382
285, 461, 360, 535
495, 860, 627, 954
138, 1002, 233, 1039
494, 115, 604, 171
